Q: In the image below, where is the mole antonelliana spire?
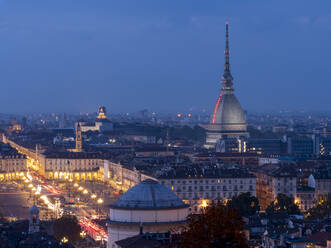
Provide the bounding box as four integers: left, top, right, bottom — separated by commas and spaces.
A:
223, 21, 233, 90
204, 21, 248, 148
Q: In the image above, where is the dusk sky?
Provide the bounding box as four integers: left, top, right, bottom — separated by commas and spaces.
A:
1, 0, 331, 114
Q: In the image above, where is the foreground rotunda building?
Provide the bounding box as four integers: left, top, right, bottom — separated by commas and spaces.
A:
107, 179, 189, 248
205, 22, 248, 148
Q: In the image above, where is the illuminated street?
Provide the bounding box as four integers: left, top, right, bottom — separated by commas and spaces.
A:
0, 169, 116, 243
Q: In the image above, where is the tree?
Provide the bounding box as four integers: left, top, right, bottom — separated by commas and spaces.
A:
53, 214, 81, 243
227, 192, 260, 217
0, 209, 5, 222
306, 194, 331, 220
266, 193, 300, 215
181, 204, 248, 248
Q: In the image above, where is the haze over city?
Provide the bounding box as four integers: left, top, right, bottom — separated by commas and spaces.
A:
1, 0, 331, 113
2, 2, 331, 248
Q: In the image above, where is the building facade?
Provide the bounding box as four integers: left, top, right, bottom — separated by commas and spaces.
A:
158, 169, 256, 213
254, 164, 297, 210
0, 143, 27, 181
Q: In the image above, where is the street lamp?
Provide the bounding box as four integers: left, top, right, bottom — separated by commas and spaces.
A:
80, 231, 86, 238
83, 189, 88, 194
91, 194, 97, 199
78, 186, 83, 191
61, 237, 68, 243
97, 198, 103, 219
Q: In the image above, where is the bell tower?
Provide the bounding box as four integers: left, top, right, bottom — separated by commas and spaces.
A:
75, 122, 82, 152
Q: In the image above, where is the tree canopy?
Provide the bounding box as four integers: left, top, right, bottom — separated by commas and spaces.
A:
226, 192, 260, 217
181, 204, 248, 248
53, 214, 81, 243
306, 194, 331, 220
266, 193, 300, 215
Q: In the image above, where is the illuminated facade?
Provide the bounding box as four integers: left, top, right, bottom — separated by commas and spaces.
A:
105, 160, 155, 192
40, 152, 104, 181
254, 164, 297, 210
0, 142, 27, 181
159, 172, 256, 213
205, 22, 248, 148
79, 106, 113, 133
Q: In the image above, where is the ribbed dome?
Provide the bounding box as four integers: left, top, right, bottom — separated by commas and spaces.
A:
111, 179, 188, 210
211, 93, 246, 125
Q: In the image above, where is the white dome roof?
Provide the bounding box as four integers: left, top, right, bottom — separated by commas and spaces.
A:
211, 93, 246, 126
110, 179, 188, 210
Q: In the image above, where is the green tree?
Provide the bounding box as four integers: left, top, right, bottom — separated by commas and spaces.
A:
53, 214, 81, 243
227, 192, 260, 217
266, 193, 300, 215
181, 204, 248, 248
306, 194, 331, 220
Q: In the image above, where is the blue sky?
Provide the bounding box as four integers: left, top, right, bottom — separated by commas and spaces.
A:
0, 0, 331, 114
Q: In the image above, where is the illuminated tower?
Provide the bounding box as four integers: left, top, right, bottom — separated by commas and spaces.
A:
97, 106, 107, 119
75, 122, 82, 152
205, 22, 248, 148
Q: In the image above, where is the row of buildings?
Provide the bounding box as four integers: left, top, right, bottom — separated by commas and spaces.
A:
216, 134, 331, 157
4, 132, 331, 215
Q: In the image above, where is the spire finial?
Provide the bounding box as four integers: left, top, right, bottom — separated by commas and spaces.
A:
225, 21, 230, 72
222, 21, 234, 90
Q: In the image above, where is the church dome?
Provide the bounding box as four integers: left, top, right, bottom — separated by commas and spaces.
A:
211, 93, 246, 125
111, 179, 188, 210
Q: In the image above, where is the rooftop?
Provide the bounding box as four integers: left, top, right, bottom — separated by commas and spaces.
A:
110, 179, 188, 210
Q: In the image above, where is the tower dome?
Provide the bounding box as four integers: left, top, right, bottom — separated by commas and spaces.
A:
205, 22, 248, 148
108, 179, 189, 247
111, 179, 187, 210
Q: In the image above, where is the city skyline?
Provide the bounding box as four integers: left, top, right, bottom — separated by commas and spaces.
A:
1, 0, 331, 114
